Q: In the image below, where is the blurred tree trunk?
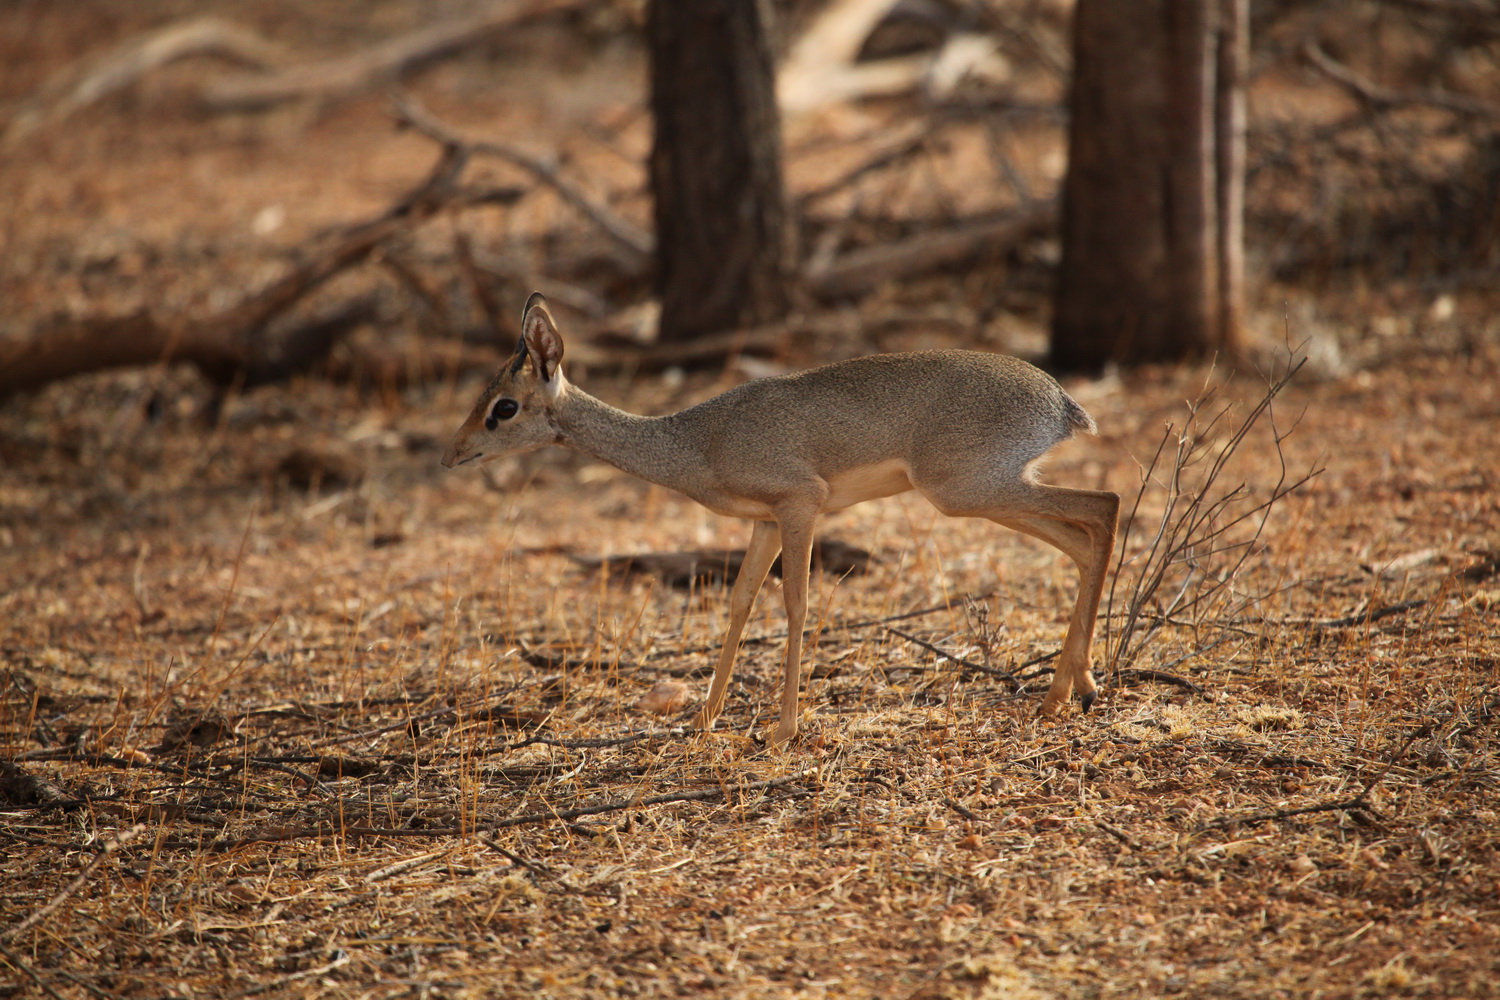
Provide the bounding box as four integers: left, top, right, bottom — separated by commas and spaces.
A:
1052, 0, 1246, 370
1214, 0, 1248, 348
646, 0, 790, 343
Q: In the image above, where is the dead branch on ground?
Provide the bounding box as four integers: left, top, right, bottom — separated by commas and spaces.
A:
804, 202, 1056, 299
1, 824, 146, 943
203, 0, 594, 112
0, 17, 286, 148
0, 143, 521, 397
0, 1, 597, 148
778, 0, 1009, 114
1303, 42, 1500, 122
192, 768, 822, 850
395, 93, 652, 271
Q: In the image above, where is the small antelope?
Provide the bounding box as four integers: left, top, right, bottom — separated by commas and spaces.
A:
443, 293, 1119, 744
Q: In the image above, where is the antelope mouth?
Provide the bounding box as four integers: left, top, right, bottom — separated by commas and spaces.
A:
442, 450, 484, 469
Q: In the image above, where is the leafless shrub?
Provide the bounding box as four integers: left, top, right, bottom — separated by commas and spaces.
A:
1104, 351, 1323, 679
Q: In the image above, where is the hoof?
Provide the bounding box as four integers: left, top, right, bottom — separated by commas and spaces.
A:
1080, 690, 1097, 713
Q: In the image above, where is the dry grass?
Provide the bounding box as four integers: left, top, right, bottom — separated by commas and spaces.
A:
3, 3, 1499, 997
2, 339, 1498, 999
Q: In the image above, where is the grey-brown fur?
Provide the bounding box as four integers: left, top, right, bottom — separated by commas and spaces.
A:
444, 294, 1119, 744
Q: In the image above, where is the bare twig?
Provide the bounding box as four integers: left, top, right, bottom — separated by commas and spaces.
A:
1115, 669, 1205, 696
221, 952, 352, 1000
0, 944, 68, 1000
1198, 720, 1436, 832
485, 768, 820, 831
1195, 795, 1380, 832
1292, 598, 1428, 629
1304, 42, 1500, 122
1, 17, 286, 148
1095, 820, 1141, 850
393, 92, 652, 269
1, 824, 146, 942
886, 627, 1024, 690
361, 848, 454, 884
201, 0, 593, 111
943, 797, 983, 823
454, 230, 507, 337
1105, 351, 1322, 675
797, 123, 933, 206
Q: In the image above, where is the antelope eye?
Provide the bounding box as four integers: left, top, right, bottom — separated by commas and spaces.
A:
485, 398, 519, 430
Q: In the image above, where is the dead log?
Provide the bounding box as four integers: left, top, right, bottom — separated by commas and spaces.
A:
0, 144, 517, 398
1, 17, 286, 148
777, 0, 1010, 115
1, 1, 594, 147
0, 295, 383, 399
201, 0, 593, 112
803, 201, 1056, 299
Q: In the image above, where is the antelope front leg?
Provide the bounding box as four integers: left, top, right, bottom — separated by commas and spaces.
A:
772, 511, 818, 745
692, 520, 780, 732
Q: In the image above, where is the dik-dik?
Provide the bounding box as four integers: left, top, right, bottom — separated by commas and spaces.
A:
443, 293, 1119, 745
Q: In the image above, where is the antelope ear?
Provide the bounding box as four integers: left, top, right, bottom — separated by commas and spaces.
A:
520, 292, 564, 383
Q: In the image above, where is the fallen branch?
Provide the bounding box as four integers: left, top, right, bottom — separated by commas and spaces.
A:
797, 123, 933, 206
1095, 819, 1142, 850
1197, 720, 1435, 832
1195, 795, 1382, 832
1115, 668, 1205, 696
454, 231, 507, 336
221, 952, 352, 1000
778, 0, 1008, 114
886, 627, 1024, 690
1299, 598, 1429, 630
1, 1, 595, 147
1375, 0, 1500, 20
394, 92, 652, 270
0, 943, 67, 1000
0, 141, 518, 397
494, 767, 820, 829
1, 17, 286, 148
1, 824, 146, 942
199, 768, 820, 848
201, 0, 593, 111
1304, 42, 1500, 122
805, 202, 1056, 299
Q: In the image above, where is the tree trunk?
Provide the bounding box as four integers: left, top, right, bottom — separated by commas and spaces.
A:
646, 0, 790, 343
1052, 0, 1245, 370
1215, 0, 1248, 348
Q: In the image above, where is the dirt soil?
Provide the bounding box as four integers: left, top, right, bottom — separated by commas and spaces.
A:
3, 3, 1499, 999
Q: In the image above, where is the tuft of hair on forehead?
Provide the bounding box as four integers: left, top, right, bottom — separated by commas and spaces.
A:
477, 352, 523, 409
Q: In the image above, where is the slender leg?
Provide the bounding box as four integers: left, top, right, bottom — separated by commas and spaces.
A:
692, 519, 781, 731
996, 487, 1118, 713
772, 510, 819, 745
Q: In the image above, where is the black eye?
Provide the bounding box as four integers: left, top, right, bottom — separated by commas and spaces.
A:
485, 398, 519, 430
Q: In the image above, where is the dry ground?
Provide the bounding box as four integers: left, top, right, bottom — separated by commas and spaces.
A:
2, 335, 1497, 1000
3, 3, 1500, 999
